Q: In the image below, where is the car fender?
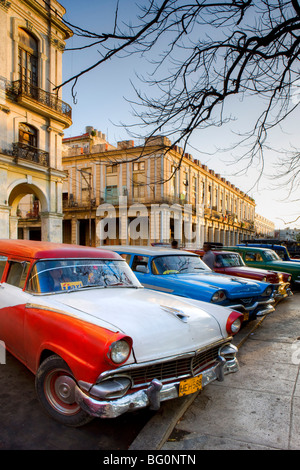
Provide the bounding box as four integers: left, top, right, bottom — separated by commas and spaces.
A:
24, 303, 132, 383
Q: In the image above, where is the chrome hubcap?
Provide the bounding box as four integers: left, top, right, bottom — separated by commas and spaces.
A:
44, 369, 80, 415
54, 375, 76, 404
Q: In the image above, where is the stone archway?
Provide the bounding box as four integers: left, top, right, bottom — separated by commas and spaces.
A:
8, 182, 46, 240
5, 180, 63, 242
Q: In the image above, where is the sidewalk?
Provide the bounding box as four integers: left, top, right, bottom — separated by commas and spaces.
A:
130, 292, 300, 450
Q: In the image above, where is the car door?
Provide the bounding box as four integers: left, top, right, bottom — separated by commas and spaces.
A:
213, 254, 226, 274
243, 251, 258, 268
133, 255, 177, 294
0, 259, 31, 361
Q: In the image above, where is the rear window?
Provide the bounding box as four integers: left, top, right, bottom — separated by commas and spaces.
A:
6, 261, 30, 288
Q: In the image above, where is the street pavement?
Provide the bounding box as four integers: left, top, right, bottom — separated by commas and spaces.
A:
130, 291, 300, 450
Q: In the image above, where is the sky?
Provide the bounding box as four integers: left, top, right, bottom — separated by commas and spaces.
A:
59, 0, 300, 231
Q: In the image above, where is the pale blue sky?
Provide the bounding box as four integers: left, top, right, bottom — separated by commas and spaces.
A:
59, 0, 300, 230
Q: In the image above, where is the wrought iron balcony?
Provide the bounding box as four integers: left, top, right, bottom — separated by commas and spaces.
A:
12, 142, 49, 167
10, 80, 72, 119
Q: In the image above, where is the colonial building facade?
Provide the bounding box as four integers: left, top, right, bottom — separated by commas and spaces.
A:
0, 0, 72, 241
255, 214, 275, 238
62, 128, 256, 247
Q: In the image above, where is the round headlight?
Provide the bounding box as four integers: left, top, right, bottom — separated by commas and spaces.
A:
226, 311, 243, 335
231, 318, 242, 334
211, 290, 226, 303
264, 286, 273, 297
109, 340, 131, 364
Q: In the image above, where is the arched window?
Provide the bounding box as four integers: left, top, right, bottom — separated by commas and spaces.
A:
19, 123, 37, 148
18, 28, 38, 86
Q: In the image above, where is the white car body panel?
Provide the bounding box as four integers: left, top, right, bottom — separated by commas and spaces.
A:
24, 287, 229, 363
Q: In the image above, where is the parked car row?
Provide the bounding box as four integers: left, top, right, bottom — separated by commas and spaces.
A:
224, 245, 300, 286
105, 246, 276, 322
0, 240, 294, 429
239, 240, 300, 261
188, 248, 293, 300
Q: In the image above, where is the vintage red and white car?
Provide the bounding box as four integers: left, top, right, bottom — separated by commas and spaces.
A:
0, 240, 243, 427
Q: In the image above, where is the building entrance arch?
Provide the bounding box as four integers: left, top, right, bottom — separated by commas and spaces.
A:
0, 172, 63, 242
9, 182, 48, 215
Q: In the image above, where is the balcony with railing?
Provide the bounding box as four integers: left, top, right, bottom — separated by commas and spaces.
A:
12, 142, 49, 167
8, 79, 72, 125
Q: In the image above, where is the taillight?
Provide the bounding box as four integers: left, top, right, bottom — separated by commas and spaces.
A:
226, 311, 243, 335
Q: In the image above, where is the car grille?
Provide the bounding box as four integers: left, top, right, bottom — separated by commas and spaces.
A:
240, 297, 253, 305
127, 343, 224, 389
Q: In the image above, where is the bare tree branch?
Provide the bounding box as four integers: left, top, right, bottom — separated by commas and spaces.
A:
55, 0, 300, 192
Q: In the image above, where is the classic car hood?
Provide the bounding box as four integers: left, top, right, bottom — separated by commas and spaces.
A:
160, 272, 266, 296
223, 266, 278, 279
269, 261, 300, 271
41, 288, 226, 363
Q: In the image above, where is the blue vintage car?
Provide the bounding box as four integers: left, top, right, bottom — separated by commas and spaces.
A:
100, 246, 275, 321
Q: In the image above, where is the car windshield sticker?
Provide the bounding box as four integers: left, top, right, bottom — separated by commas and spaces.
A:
61, 281, 83, 291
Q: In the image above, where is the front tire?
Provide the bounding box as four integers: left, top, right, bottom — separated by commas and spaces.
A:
35, 354, 93, 427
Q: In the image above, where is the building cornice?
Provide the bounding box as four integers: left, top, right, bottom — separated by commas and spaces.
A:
0, 0, 11, 11
20, 0, 73, 39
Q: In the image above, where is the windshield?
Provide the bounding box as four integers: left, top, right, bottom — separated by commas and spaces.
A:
263, 250, 281, 261
27, 259, 141, 294
215, 253, 244, 268
152, 255, 210, 275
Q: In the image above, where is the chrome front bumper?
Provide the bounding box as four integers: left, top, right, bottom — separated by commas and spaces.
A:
274, 285, 293, 300
255, 302, 276, 317
231, 298, 275, 319
74, 353, 239, 419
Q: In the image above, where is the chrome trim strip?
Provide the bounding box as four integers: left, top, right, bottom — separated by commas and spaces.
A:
143, 283, 174, 293
230, 298, 275, 312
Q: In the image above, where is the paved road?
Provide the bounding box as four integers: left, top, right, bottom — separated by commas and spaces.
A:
0, 352, 155, 450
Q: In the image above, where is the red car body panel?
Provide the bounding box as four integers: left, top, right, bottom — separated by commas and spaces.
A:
24, 305, 131, 383
0, 299, 132, 385
0, 240, 127, 383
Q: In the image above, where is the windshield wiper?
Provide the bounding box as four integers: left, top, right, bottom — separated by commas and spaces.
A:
104, 282, 140, 288
179, 266, 206, 272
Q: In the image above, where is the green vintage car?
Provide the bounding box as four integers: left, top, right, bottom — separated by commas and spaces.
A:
223, 246, 300, 286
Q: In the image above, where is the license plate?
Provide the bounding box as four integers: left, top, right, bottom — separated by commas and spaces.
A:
179, 375, 202, 397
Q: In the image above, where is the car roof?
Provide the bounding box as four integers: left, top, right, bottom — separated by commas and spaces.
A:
188, 249, 239, 256
213, 250, 240, 255
0, 240, 121, 260
239, 243, 284, 248
99, 245, 198, 257
225, 246, 274, 252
